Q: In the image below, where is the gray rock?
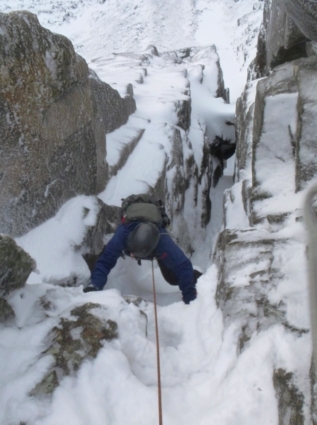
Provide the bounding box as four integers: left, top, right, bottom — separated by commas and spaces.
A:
0, 11, 135, 237
311, 366, 317, 425
273, 369, 305, 425
293, 58, 317, 190
0, 234, 36, 297
89, 71, 136, 134
284, 0, 317, 42
80, 199, 121, 272
222, 21, 317, 420
214, 225, 309, 355
214, 229, 286, 341
108, 128, 145, 178
175, 95, 191, 131
251, 57, 317, 197
0, 297, 15, 322
30, 302, 118, 396
249, 0, 312, 78
235, 87, 255, 181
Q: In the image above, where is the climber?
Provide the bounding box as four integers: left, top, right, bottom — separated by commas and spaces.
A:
83, 220, 200, 304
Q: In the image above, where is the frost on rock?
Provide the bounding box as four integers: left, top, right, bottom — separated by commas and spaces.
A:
216, 40, 317, 424
0, 11, 135, 237
284, 0, 317, 42
249, 0, 317, 79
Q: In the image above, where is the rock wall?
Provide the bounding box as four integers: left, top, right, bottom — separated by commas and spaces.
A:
0, 11, 135, 237
162, 46, 234, 251
249, 0, 317, 79
284, 0, 317, 42
215, 0, 317, 423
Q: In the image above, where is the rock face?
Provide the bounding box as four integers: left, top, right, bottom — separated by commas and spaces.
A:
0, 11, 135, 237
215, 1, 317, 422
249, 0, 317, 79
285, 0, 317, 42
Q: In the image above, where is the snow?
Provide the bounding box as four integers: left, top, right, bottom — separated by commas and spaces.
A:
106, 116, 148, 170
0, 1, 313, 425
3, 0, 264, 103
16, 196, 99, 285
254, 94, 298, 197
1, 269, 224, 425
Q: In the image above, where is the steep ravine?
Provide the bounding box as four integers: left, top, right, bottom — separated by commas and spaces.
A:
1, 1, 317, 424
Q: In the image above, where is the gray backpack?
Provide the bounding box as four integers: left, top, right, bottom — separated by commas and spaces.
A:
121, 194, 170, 227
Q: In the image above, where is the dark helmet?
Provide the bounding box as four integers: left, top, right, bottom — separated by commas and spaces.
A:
127, 222, 160, 258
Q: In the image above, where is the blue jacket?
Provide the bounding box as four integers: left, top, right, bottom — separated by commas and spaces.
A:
91, 222, 196, 302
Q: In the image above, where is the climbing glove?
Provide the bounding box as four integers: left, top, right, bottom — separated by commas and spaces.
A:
182, 287, 197, 304
83, 281, 100, 293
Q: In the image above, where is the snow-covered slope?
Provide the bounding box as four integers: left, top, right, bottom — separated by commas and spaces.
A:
3, 0, 264, 103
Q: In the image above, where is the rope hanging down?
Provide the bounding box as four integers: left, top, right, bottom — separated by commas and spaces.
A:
151, 260, 163, 425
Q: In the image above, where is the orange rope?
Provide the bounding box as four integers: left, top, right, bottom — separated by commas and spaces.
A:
152, 260, 163, 425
